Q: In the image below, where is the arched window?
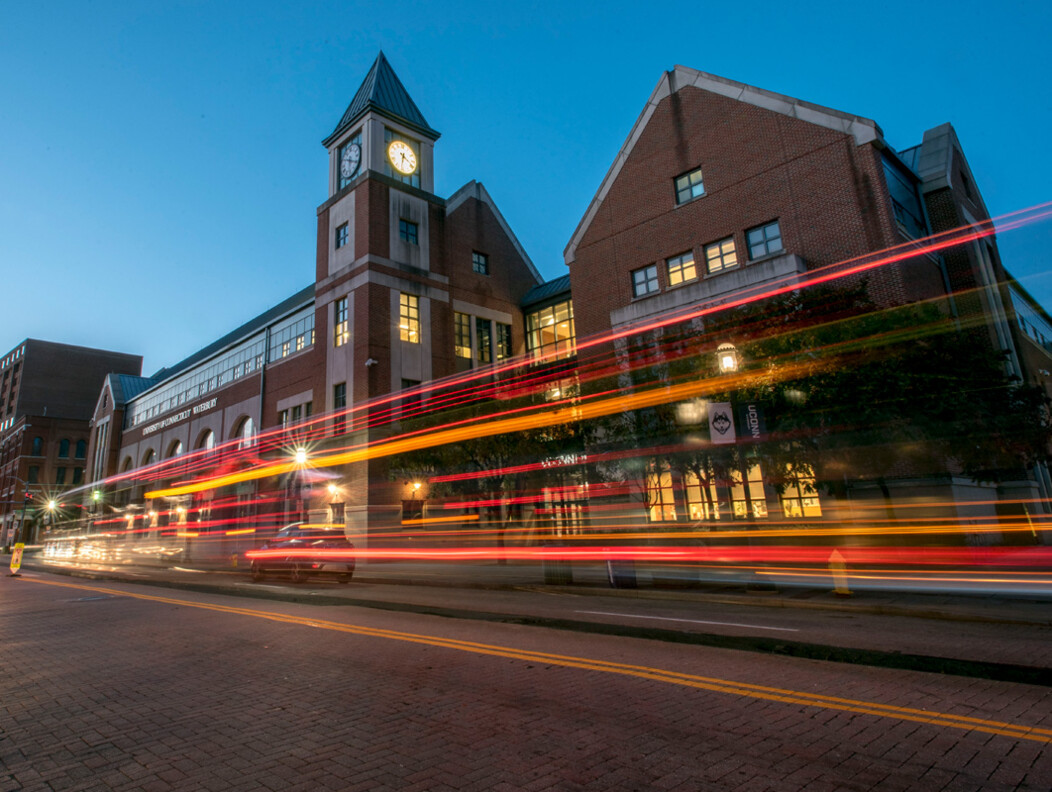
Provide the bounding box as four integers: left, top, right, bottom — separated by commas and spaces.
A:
198, 430, 215, 453
235, 417, 255, 449
141, 449, 155, 467
75, 439, 87, 458
30, 436, 43, 456
168, 440, 183, 458
121, 457, 133, 473
58, 439, 70, 458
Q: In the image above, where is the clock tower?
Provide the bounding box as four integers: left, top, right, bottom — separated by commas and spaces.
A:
313, 52, 540, 541
321, 51, 440, 198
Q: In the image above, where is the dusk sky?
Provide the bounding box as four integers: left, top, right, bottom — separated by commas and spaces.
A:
2, 0, 1049, 375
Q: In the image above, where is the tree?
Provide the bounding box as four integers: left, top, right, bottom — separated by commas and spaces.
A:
586, 284, 1052, 527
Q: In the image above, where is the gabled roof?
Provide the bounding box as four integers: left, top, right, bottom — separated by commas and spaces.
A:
323, 51, 439, 147
109, 374, 155, 405
564, 65, 883, 266
447, 180, 543, 284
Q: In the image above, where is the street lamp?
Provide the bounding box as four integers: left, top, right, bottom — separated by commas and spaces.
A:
717, 343, 739, 374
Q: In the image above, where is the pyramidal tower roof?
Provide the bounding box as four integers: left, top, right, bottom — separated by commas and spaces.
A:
323, 52, 440, 146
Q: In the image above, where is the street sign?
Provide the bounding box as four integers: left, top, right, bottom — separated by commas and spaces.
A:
9, 542, 24, 575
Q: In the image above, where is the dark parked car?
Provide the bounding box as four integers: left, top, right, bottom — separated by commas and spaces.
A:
248, 523, 355, 583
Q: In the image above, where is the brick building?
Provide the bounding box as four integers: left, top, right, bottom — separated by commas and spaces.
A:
80, 53, 542, 551
60, 60, 1052, 555
0, 339, 141, 546
561, 66, 1052, 531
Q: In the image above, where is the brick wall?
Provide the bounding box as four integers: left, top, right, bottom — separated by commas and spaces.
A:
569, 84, 937, 341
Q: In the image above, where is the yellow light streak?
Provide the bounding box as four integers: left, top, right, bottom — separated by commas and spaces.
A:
145, 363, 811, 500
401, 514, 480, 526
25, 577, 1052, 745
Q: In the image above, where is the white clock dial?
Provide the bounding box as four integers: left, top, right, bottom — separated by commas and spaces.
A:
340, 143, 361, 180
387, 140, 417, 175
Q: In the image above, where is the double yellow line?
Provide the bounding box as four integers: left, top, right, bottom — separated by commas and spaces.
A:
26, 576, 1052, 744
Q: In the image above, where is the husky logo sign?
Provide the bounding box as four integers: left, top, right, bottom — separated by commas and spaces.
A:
708, 402, 736, 445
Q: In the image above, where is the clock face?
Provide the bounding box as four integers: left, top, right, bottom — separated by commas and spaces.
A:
387, 140, 417, 175
340, 143, 361, 181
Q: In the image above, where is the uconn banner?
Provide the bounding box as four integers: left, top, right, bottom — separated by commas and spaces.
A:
708, 402, 736, 445
708, 402, 766, 445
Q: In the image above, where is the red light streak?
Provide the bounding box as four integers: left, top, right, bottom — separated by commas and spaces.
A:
244, 544, 1052, 566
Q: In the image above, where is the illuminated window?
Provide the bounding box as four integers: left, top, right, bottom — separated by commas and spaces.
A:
281, 341, 290, 358
666, 252, 697, 286
399, 293, 420, 343
472, 251, 489, 275
526, 300, 576, 360
685, 470, 721, 521
646, 460, 677, 522
476, 318, 492, 365
746, 221, 783, 260
295, 335, 305, 351
674, 167, 705, 204
705, 237, 738, 274
496, 323, 512, 361
730, 463, 767, 519
335, 223, 348, 249
454, 312, 472, 358
780, 466, 822, 518
399, 219, 418, 245
334, 297, 349, 347
632, 265, 659, 297
279, 409, 289, 428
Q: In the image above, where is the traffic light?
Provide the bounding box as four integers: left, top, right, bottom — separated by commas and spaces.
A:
24, 491, 31, 503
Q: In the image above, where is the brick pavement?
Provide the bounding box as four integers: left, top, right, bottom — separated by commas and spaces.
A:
1, 573, 1050, 791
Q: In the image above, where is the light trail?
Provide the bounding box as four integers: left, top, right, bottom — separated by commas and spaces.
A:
242, 544, 1052, 567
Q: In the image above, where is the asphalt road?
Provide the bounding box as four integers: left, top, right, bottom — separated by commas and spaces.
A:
2, 568, 1050, 791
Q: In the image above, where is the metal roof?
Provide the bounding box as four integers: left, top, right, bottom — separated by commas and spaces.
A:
324, 51, 439, 146
521, 275, 572, 308
108, 374, 156, 406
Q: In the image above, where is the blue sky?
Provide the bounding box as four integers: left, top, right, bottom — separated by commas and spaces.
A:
2, 0, 1049, 375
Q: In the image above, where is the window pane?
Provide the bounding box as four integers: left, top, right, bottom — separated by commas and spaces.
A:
667, 252, 697, 286
454, 312, 472, 358
674, 167, 704, 204
400, 293, 420, 343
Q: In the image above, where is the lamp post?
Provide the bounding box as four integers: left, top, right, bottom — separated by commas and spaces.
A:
292, 448, 308, 522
